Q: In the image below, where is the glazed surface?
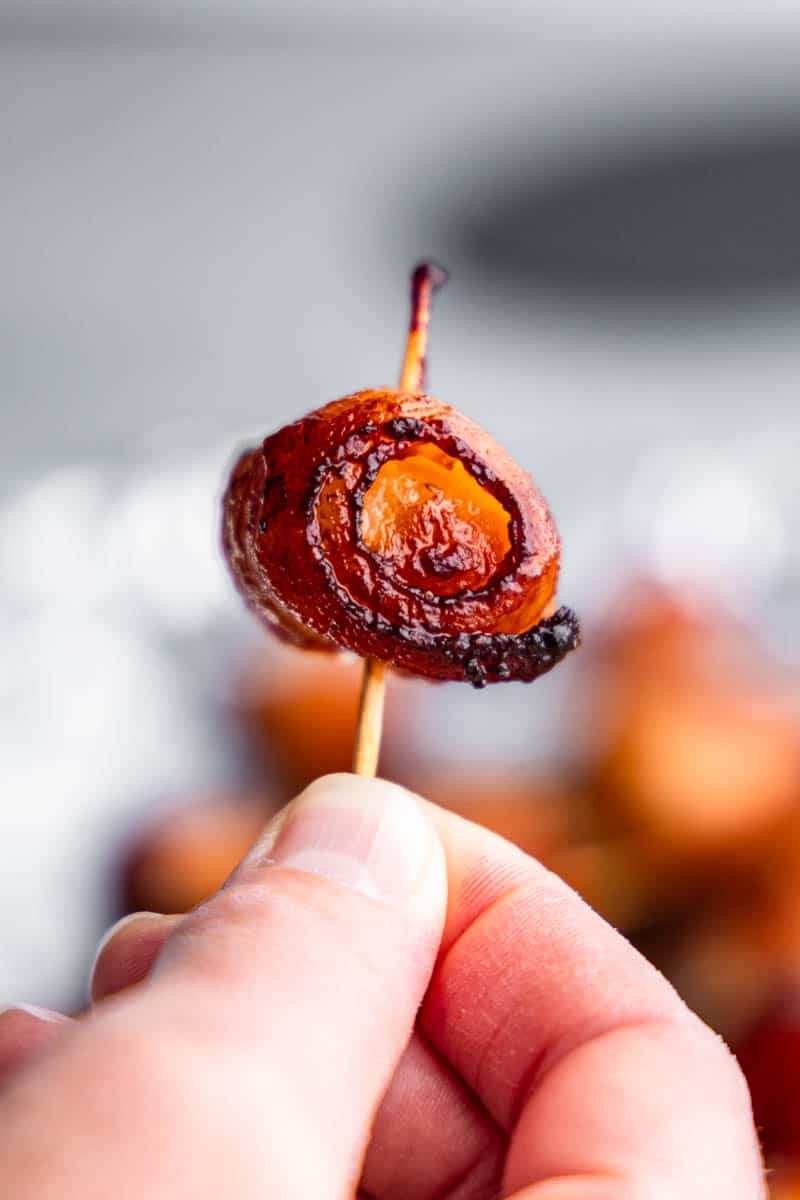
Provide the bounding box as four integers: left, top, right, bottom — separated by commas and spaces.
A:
222, 388, 580, 685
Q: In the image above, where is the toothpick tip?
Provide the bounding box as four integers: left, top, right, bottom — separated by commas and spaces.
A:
411, 260, 449, 294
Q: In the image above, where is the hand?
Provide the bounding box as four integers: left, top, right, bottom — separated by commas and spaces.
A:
0, 775, 765, 1198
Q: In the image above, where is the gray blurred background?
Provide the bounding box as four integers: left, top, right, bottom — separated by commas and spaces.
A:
1, 3, 799, 1010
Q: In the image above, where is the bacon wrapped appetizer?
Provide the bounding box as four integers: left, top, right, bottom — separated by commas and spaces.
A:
222, 265, 579, 690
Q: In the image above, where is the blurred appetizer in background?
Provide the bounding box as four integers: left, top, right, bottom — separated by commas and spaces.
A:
416, 768, 574, 862
735, 991, 800, 1167
121, 792, 272, 915
234, 641, 411, 794
580, 586, 799, 872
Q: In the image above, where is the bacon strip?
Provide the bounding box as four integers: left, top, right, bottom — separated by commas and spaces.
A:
222, 386, 580, 686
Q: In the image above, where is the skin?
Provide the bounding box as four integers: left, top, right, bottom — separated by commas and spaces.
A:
0, 774, 765, 1198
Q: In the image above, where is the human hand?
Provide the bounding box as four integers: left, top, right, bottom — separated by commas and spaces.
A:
0, 775, 765, 1198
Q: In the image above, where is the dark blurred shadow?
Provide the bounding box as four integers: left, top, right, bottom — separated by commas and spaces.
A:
455, 124, 800, 303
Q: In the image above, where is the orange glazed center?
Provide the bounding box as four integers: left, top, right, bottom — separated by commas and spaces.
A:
360, 445, 511, 596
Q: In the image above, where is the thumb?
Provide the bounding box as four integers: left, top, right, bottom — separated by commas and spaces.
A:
148, 773, 447, 1196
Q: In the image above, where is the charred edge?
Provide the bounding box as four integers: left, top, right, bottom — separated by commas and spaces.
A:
429, 606, 579, 687
384, 417, 427, 440
458, 606, 581, 687
409, 261, 449, 332
376, 606, 580, 684
361, 607, 579, 684
304, 460, 335, 526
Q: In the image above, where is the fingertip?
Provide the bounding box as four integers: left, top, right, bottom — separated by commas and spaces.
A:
91, 912, 179, 1004
504, 1016, 764, 1199
237, 772, 444, 911
0, 1004, 68, 1026
0, 1005, 71, 1085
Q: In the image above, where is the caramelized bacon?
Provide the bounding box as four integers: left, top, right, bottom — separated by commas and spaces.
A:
222, 266, 580, 686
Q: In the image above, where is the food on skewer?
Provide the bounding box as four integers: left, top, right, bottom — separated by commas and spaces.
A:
222, 264, 580, 697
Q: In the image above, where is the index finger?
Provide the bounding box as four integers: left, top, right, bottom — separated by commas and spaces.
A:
422, 802, 765, 1199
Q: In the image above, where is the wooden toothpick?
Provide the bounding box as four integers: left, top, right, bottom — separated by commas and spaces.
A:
352, 657, 388, 778
351, 262, 448, 777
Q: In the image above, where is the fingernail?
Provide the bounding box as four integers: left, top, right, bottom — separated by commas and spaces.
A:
246, 774, 432, 904
90, 911, 162, 982
0, 1004, 67, 1024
